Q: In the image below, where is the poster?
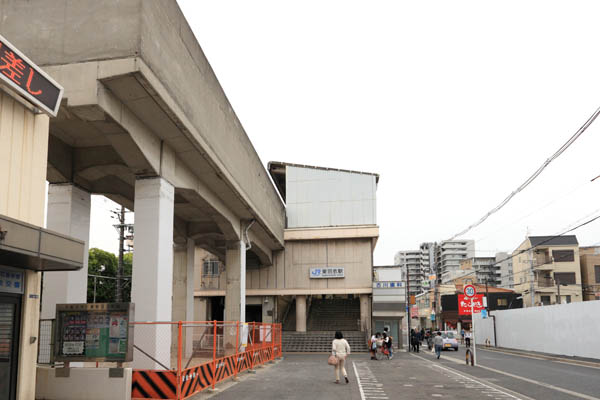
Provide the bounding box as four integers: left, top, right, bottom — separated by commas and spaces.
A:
55, 304, 133, 362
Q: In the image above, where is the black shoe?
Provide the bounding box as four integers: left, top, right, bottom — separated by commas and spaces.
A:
345, 376, 349, 384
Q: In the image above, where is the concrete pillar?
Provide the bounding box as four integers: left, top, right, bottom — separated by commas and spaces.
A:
224, 240, 246, 323
42, 184, 91, 319
359, 294, 369, 333
296, 295, 307, 332
131, 177, 174, 369
172, 238, 195, 358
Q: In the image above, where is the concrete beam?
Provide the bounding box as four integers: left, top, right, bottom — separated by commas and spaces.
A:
97, 86, 242, 242
247, 229, 273, 267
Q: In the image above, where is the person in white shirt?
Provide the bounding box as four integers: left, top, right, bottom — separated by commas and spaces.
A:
332, 331, 351, 384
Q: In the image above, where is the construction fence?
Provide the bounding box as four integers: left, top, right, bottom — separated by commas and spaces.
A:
131, 321, 282, 400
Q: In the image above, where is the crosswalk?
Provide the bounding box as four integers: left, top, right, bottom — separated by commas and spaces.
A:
353, 361, 389, 400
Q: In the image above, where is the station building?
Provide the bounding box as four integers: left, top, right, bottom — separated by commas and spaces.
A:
194, 162, 379, 350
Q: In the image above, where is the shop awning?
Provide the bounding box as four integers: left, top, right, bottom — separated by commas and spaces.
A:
0, 214, 84, 271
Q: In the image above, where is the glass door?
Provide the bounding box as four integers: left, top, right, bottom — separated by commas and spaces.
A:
0, 294, 20, 400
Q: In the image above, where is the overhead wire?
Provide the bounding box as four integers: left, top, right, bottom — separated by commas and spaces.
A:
448, 104, 600, 241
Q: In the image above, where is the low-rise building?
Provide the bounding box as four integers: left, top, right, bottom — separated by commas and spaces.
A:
512, 236, 583, 306
579, 246, 600, 301
372, 266, 406, 347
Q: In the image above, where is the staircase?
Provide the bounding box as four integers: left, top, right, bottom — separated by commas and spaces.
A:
283, 331, 368, 352
283, 298, 368, 352
308, 298, 361, 331
282, 299, 296, 331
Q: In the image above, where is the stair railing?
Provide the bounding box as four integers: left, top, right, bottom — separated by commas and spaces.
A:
281, 298, 294, 329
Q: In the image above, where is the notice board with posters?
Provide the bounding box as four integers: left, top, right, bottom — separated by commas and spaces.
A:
54, 303, 134, 362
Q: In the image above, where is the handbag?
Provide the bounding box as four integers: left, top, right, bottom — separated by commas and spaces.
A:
327, 355, 338, 366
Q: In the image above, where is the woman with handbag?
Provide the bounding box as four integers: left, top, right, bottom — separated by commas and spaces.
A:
331, 331, 351, 384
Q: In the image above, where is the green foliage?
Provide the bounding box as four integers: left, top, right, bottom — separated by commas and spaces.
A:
87, 248, 132, 303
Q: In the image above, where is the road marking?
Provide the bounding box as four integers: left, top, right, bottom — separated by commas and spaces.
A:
427, 350, 600, 400
411, 354, 523, 399
353, 362, 390, 400
475, 363, 600, 400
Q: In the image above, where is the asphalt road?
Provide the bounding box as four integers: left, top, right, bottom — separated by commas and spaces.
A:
416, 345, 600, 400
206, 353, 531, 399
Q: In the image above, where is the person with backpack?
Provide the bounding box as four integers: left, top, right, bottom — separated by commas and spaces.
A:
369, 332, 378, 360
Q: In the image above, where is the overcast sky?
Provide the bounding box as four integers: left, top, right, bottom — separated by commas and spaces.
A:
90, 0, 600, 265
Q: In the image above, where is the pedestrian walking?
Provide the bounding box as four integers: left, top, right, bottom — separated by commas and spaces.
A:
332, 331, 351, 384
410, 329, 420, 353
433, 331, 443, 359
465, 330, 472, 347
369, 332, 378, 360
460, 328, 465, 344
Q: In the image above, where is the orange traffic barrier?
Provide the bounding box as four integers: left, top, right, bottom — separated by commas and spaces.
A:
131, 320, 282, 400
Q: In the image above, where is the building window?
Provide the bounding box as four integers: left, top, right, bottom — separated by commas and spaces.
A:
595, 265, 600, 284
203, 260, 220, 276
541, 295, 551, 305
552, 250, 574, 262
554, 272, 576, 285
497, 298, 508, 306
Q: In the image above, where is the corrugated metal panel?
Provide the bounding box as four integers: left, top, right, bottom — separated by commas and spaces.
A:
286, 166, 376, 228
373, 302, 406, 311
373, 295, 406, 302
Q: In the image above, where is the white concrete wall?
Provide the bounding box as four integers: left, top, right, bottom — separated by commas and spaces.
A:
473, 301, 600, 359
36, 367, 132, 400
286, 166, 377, 228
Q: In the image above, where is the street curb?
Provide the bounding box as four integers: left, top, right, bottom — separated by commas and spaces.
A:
479, 347, 600, 368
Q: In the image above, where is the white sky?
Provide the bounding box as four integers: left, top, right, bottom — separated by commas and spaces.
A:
90, 0, 600, 265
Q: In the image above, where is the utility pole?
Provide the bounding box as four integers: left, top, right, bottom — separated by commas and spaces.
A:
115, 206, 125, 303
485, 276, 489, 311
556, 278, 561, 304
405, 255, 410, 352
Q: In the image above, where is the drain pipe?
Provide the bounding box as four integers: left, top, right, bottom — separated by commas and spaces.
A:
243, 219, 256, 250
491, 313, 497, 347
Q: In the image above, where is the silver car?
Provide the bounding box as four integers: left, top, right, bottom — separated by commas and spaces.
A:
441, 331, 459, 351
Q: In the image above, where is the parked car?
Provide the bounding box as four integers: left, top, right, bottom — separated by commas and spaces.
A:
441, 330, 459, 351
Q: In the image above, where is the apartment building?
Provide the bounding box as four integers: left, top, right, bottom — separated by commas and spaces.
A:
442, 256, 500, 285
435, 240, 475, 283
512, 236, 582, 306
394, 250, 422, 295
496, 252, 514, 288
579, 246, 600, 301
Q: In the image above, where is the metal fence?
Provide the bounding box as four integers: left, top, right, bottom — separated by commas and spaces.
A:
131, 321, 282, 400
37, 319, 54, 365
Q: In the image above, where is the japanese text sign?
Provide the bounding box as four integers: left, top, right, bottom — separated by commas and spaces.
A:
458, 294, 485, 315
309, 267, 344, 278
0, 34, 63, 116
373, 281, 404, 288
0, 267, 24, 294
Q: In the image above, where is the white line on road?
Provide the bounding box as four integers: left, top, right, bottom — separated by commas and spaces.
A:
411, 354, 523, 400
353, 362, 389, 400
425, 350, 600, 400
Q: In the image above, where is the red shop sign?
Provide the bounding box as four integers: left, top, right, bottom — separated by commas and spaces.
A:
458, 294, 485, 315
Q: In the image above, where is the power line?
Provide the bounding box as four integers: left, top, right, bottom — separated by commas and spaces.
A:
448, 104, 600, 240
446, 212, 600, 283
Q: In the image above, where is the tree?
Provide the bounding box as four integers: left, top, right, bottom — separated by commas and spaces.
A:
87, 248, 132, 303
